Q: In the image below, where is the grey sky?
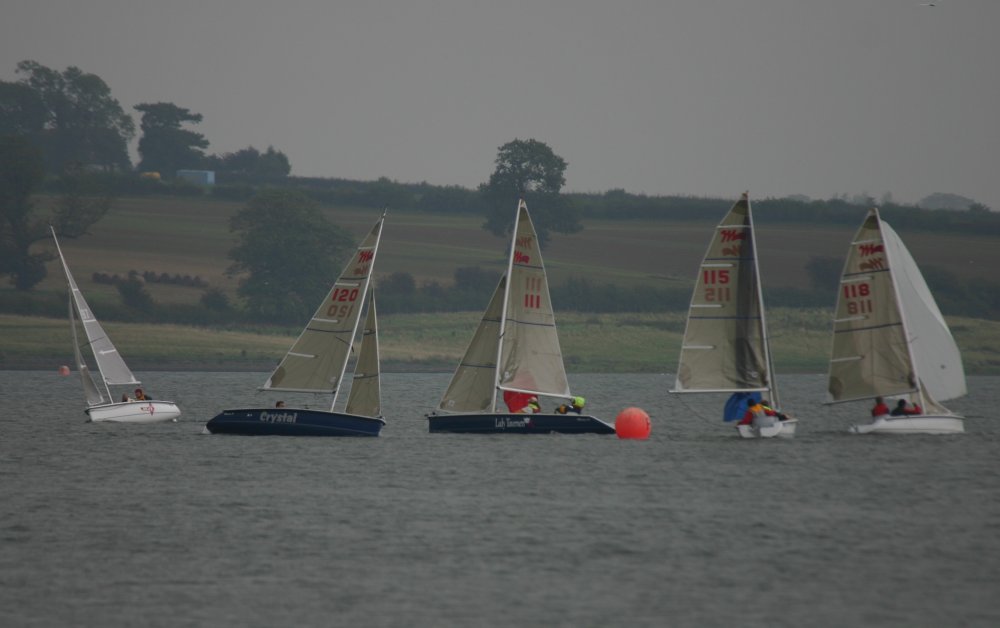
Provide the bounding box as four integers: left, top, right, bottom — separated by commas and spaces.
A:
3, 0, 997, 209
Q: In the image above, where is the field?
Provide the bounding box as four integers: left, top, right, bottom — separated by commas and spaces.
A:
6, 194, 1000, 374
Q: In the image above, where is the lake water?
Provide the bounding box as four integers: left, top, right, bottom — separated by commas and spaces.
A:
1, 370, 998, 627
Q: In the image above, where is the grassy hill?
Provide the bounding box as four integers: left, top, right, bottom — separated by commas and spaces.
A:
5, 194, 1000, 373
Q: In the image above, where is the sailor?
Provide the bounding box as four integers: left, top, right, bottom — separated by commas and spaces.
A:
555, 396, 585, 414
739, 401, 776, 428
871, 397, 890, 417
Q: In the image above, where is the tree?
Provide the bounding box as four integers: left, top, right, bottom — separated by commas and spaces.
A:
206, 145, 291, 179
479, 138, 581, 246
227, 190, 353, 323
134, 102, 209, 175
11, 60, 135, 173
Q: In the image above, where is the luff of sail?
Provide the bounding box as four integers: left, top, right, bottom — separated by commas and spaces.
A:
675, 195, 769, 393
497, 202, 571, 400
827, 210, 914, 403
51, 227, 138, 387
263, 216, 383, 395
438, 277, 506, 413
345, 293, 381, 417
68, 286, 106, 405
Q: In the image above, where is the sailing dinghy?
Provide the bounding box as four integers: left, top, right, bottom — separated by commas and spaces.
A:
206, 214, 387, 436
827, 208, 966, 434
671, 193, 797, 438
427, 200, 615, 434
51, 227, 181, 423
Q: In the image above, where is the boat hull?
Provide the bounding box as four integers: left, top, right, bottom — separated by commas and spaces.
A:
427, 412, 616, 435
87, 400, 181, 424
737, 418, 797, 439
849, 414, 964, 435
206, 408, 385, 436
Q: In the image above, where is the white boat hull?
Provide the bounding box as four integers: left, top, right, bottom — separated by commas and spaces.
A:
849, 414, 964, 435
86, 401, 181, 424
737, 418, 798, 439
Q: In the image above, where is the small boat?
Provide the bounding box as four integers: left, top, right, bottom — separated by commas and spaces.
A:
827, 208, 966, 434
427, 200, 615, 435
51, 227, 181, 423
206, 214, 387, 436
671, 193, 797, 438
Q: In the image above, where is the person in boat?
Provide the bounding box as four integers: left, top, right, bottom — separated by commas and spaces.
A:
759, 399, 789, 421
555, 396, 586, 414
134, 388, 150, 401
738, 401, 777, 427
525, 397, 541, 413
504, 390, 537, 413
890, 399, 922, 416
871, 397, 890, 417
121, 393, 131, 403
275, 400, 286, 408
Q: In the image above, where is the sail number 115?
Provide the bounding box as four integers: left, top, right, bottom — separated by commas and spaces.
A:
703, 269, 730, 302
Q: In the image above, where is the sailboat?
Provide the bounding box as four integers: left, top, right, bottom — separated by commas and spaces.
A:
206, 214, 387, 436
51, 227, 181, 423
827, 208, 966, 434
427, 200, 615, 434
671, 193, 797, 438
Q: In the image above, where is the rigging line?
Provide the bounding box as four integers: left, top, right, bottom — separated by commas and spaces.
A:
672, 392, 727, 428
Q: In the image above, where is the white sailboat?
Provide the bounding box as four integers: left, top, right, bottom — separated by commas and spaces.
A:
427, 200, 615, 434
827, 208, 966, 434
206, 214, 386, 436
51, 227, 181, 423
671, 193, 797, 438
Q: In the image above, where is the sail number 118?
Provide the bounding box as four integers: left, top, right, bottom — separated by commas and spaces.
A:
843, 283, 872, 315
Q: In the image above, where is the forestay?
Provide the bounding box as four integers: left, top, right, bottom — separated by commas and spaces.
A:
674, 195, 770, 394
263, 216, 384, 403
497, 202, 571, 400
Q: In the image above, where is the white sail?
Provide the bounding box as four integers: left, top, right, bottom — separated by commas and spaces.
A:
827, 207, 966, 411
437, 277, 506, 413
880, 222, 967, 403
68, 287, 106, 406
497, 201, 571, 400
345, 293, 381, 418
674, 194, 771, 395
51, 228, 139, 388
263, 215, 384, 403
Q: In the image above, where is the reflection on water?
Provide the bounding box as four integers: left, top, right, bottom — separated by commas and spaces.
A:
1, 371, 998, 627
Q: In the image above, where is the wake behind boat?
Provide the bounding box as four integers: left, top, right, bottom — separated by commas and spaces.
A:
206, 214, 387, 436
670, 193, 797, 439
51, 227, 181, 424
427, 200, 614, 435
827, 208, 966, 434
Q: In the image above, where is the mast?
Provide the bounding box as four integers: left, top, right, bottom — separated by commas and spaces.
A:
491, 200, 522, 412
745, 193, 779, 409
874, 208, 926, 409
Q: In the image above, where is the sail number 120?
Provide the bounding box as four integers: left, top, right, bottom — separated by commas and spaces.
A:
327, 288, 359, 317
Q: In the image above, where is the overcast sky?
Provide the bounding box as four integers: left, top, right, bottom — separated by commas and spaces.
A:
3, 0, 997, 209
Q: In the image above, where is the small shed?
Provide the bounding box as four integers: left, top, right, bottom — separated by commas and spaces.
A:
176, 169, 216, 185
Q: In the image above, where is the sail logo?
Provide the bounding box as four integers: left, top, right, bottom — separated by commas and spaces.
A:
495, 416, 531, 429
858, 243, 884, 257
720, 229, 746, 243
514, 250, 531, 264
358, 250, 374, 263
722, 244, 742, 257
141, 405, 154, 415
860, 257, 886, 271
516, 236, 533, 249
260, 411, 297, 424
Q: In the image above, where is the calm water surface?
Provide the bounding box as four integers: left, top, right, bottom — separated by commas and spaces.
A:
1, 371, 998, 627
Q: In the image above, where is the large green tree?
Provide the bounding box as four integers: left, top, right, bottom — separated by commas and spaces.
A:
134, 102, 209, 175
479, 138, 581, 246
0, 136, 115, 290
7, 60, 135, 173
227, 190, 352, 323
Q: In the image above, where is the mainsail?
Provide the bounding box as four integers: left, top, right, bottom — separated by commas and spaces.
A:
828, 209, 966, 407
68, 287, 106, 406
674, 194, 771, 396
52, 227, 139, 388
345, 293, 382, 418
263, 216, 384, 406
437, 277, 505, 413
496, 201, 572, 401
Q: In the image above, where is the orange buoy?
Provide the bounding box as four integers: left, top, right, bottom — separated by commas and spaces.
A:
58, 365, 71, 376
615, 407, 651, 439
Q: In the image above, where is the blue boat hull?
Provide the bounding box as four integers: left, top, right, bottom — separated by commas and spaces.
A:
206, 408, 385, 436
427, 412, 615, 435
